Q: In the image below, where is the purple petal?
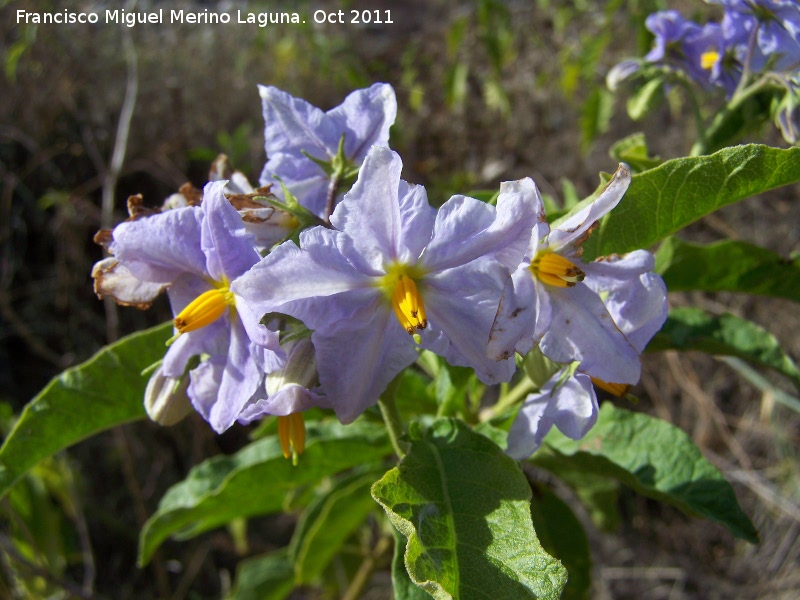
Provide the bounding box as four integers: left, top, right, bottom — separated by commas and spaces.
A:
201, 181, 261, 282
111, 207, 205, 284
259, 85, 337, 160
312, 296, 419, 423
506, 372, 598, 459
487, 265, 552, 360
423, 260, 516, 384
547, 164, 631, 252
584, 250, 668, 352
260, 152, 331, 217
162, 318, 229, 378
327, 83, 397, 161
540, 284, 641, 384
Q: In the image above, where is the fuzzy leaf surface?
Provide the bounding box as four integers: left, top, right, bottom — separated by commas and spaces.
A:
372, 418, 567, 600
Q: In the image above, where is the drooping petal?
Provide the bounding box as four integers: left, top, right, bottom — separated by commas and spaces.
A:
487, 265, 552, 360
207, 318, 266, 432
506, 372, 598, 459
200, 181, 261, 282
583, 250, 668, 352
161, 317, 229, 378
326, 83, 397, 162
422, 259, 516, 384
421, 178, 539, 273
312, 296, 419, 423
547, 164, 631, 252
540, 284, 641, 384
110, 207, 205, 283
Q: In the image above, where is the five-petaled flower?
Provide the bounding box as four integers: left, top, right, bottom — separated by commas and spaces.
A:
234, 145, 537, 423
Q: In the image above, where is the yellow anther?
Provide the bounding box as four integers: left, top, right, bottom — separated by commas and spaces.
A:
530, 252, 585, 288
701, 50, 719, 70
391, 274, 428, 335
173, 286, 234, 334
278, 413, 306, 464
591, 377, 630, 397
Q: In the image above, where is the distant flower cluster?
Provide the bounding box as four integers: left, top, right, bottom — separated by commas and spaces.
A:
92, 84, 667, 460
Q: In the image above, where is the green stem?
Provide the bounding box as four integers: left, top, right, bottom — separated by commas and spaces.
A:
483, 377, 535, 421
378, 379, 408, 459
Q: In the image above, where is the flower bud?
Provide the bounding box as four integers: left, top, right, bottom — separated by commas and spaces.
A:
522, 348, 561, 389
144, 365, 192, 426
607, 60, 641, 91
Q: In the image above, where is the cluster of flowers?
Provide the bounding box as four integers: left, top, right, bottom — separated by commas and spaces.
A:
92, 83, 667, 461
609, 0, 800, 142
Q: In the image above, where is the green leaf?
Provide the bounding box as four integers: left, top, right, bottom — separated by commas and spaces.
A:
291, 470, 380, 584
226, 549, 295, 600
532, 403, 758, 543
626, 77, 664, 121
139, 420, 391, 565
581, 88, 614, 150
655, 237, 800, 304
609, 132, 662, 173
0, 322, 172, 500
371, 418, 567, 600
529, 484, 592, 600
392, 525, 434, 600
582, 144, 800, 258
647, 306, 800, 390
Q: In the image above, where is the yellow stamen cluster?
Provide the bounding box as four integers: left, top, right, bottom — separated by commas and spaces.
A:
590, 377, 630, 398
530, 253, 585, 288
173, 286, 235, 334
701, 50, 719, 70
391, 274, 428, 334
278, 413, 306, 464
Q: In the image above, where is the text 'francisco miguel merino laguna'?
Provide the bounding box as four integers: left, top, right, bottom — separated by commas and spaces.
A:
16, 9, 305, 28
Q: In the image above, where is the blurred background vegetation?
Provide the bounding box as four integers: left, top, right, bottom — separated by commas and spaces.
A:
1, 0, 799, 597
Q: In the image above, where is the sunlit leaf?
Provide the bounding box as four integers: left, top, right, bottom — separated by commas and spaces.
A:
0, 322, 171, 500
529, 484, 591, 600
582, 144, 800, 258
532, 403, 758, 543
372, 418, 567, 600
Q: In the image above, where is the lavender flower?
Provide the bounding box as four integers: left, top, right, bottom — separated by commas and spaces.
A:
234, 146, 536, 423
506, 251, 668, 459
98, 182, 281, 433
259, 83, 397, 218
489, 165, 643, 386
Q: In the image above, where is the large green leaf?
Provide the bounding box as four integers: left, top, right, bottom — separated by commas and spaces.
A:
0, 322, 171, 500
582, 144, 800, 258
226, 550, 295, 600
392, 526, 434, 600
371, 418, 567, 600
290, 469, 380, 584
139, 420, 391, 565
648, 306, 800, 389
529, 484, 591, 600
655, 237, 800, 303
532, 403, 758, 543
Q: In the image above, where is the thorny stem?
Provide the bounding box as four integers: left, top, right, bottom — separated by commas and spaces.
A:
377, 377, 409, 459
341, 534, 393, 600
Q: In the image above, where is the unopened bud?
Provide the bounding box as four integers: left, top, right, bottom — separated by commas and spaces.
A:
522, 348, 560, 389
144, 366, 192, 426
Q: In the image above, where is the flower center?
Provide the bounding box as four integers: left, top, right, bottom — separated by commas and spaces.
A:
278, 413, 306, 464
700, 50, 719, 70
173, 282, 235, 334
530, 252, 585, 288
379, 264, 428, 335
